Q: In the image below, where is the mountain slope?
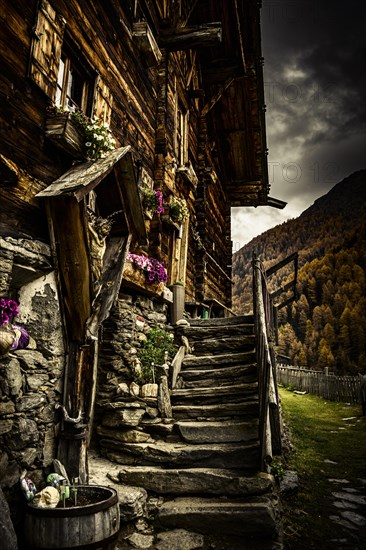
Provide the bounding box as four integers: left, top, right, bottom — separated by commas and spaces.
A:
233, 170, 366, 312
232, 169, 366, 373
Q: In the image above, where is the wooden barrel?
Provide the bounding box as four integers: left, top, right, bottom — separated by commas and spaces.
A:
24, 485, 120, 549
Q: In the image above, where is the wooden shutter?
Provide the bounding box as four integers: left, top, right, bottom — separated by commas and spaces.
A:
92, 75, 113, 125
29, 0, 66, 99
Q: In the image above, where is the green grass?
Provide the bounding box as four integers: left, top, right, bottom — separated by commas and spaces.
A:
279, 387, 366, 549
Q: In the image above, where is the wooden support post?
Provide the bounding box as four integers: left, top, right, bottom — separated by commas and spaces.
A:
159, 23, 222, 50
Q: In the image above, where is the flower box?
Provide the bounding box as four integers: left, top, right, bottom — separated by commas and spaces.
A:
161, 214, 180, 231
122, 261, 165, 296
176, 162, 198, 188
45, 112, 84, 158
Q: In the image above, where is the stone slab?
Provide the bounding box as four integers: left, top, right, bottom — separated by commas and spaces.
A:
100, 440, 260, 469
117, 467, 273, 497
172, 400, 259, 420
182, 351, 256, 370
176, 420, 258, 444
155, 528, 204, 550
157, 496, 277, 537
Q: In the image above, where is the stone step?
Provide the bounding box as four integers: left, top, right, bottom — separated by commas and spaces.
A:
156, 496, 278, 537
192, 335, 255, 356
171, 383, 258, 405
172, 400, 259, 420
175, 420, 258, 444
188, 315, 254, 327
180, 364, 257, 388
176, 323, 254, 341
182, 351, 256, 370
100, 440, 260, 469
116, 467, 273, 497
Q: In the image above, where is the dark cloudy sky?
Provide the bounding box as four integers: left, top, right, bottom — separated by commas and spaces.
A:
232, 0, 366, 251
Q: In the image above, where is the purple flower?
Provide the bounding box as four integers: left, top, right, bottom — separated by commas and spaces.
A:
7, 300, 18, 313
0, 313, 9, 325
11, 324, 30, 350
127, 253, 168, 285
0, 297, 19, 326
154, 190, 165, 214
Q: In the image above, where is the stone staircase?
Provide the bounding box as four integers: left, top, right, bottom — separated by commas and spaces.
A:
96, 315, 279, 547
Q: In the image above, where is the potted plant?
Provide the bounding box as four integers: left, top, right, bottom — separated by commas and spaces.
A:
45, 105, 116, 160
132, 326, 176, 396
141, 187, 165, 217
169, 196, 189, 224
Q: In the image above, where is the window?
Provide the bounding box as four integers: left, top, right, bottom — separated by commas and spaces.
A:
55, 42, 93, 114
176, 104, 189, 166
29, 0, 113, 123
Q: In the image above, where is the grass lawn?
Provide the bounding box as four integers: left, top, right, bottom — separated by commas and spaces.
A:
279, 387, 366, 549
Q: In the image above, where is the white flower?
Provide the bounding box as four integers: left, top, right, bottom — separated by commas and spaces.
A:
85, 142, 92, 147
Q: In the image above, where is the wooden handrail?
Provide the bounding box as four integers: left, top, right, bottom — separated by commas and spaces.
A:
253, 254, 281, 471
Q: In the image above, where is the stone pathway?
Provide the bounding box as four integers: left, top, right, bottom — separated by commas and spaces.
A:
328, 479, 366, 548
326, 416, 366, 549
328, 416, 366, 550
88, 455, 280, 550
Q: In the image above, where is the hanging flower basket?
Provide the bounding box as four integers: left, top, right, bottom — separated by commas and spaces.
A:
141, 187, 164, 216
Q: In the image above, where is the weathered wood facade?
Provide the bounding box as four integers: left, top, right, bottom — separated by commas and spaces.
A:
0, 0, 271, 309
0, 0, 272, 482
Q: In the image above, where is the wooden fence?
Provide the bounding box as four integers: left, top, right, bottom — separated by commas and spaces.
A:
277, 365, 362, 405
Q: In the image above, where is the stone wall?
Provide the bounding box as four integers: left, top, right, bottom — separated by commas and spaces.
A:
0, 238, 64, 490
94, 290, 174, 456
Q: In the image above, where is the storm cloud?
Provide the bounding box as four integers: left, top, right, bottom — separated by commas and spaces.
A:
232, 0, 366, 248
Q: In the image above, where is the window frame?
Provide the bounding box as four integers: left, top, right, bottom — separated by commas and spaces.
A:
55, 38, 94, 116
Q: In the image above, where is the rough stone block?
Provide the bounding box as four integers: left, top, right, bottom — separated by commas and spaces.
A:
0, 357, 22, 397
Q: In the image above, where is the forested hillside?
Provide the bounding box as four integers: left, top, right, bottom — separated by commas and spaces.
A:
232, 170, 366, 374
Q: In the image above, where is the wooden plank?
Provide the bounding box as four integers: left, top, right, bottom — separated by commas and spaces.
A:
86, 234, 131, 339
29, 0, 65, 99
47, 197, 91, 341
92, 75, 114, 125
113, 155, 148, 246
202, 75, 236, 116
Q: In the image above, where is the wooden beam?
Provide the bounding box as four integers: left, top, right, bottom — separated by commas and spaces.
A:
265, 252, 298, 277
234, 0, 247, 72
202, 75, 236, 116
181, 0, 200, 27
132, 22, 162, 66
159, 23, 222, 50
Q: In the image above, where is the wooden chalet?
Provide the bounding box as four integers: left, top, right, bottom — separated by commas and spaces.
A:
0, 1, 285, 530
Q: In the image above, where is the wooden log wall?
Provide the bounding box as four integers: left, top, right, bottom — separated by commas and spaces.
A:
0, 0, 235, 308
278, 366, 363, 405
0, 0, 157, 240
